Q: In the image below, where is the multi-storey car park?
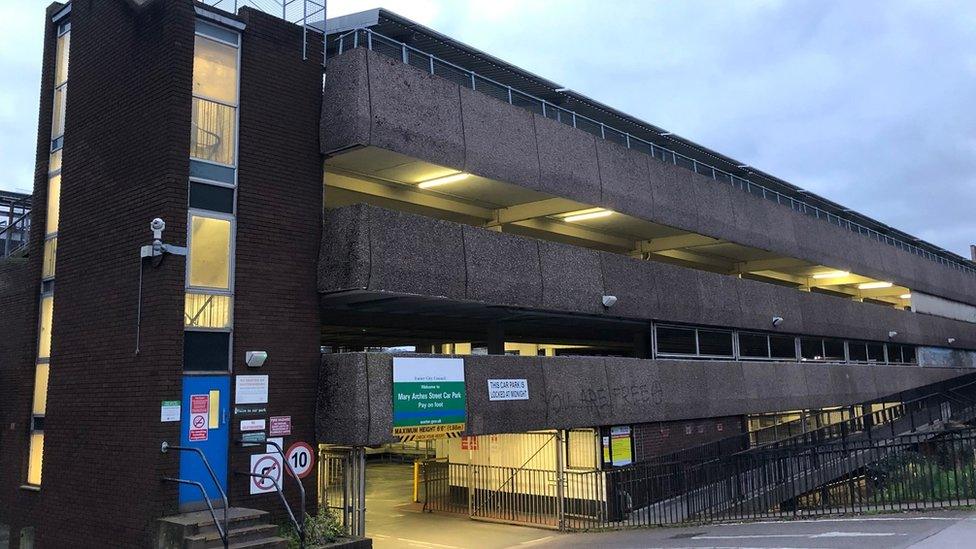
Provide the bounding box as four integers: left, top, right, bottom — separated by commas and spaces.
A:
3, 1, 976, 547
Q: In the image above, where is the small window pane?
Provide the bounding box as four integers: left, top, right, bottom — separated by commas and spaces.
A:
27, 433, 44, 485
196, 19, 239, 45
37, 295, 54, 359
903, 346, 917, 364
189, 215, 231, 289
46, 174, 60, 235
823, 339, 845, 361
769, 335, 796, 359
886, 344, 903, 363
189, 182, 234, 213
183, 331, 230, 371
698, 330, 733, 357
52, 85, 66, 138
566, 429, 597, 470
49, 149, 62, 173
867, 342, 885, 362
656, 326, 696, 355
55, 31, 70, 86
42, 238, 57, 280
800, 337, 824, 360
191, 98, 236, 165
849, 342, 868, 362
193, 35, 238, 104
32, 363, 50, 415
739, 333, 769, 358
185, 293, 232, 329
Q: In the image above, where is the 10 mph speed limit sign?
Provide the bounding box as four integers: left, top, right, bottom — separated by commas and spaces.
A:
286, 441, 315, 479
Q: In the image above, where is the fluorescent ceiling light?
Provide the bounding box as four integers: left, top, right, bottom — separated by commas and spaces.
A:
900, 293, 912, 299
857, 281, 893, 290
812, 270, 850, 279
562, 209, 614, 223
418, 172, 470, 189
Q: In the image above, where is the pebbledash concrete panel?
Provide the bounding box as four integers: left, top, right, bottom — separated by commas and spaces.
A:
319, 204, 976, 350
366, 49, 466, 170
459, 86, 542, 190
321, 47, 371, 154
315, 353, 975, 445
321, 48, 976, 306
462, 225, 543, 307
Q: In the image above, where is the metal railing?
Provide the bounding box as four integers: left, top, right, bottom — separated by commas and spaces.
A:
1, 193, 31, 258
332, 27, 976, 277
235, 438, 306, 547
160, 442, 229, 549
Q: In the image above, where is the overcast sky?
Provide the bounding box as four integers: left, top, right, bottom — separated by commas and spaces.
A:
3, 1, 976, 256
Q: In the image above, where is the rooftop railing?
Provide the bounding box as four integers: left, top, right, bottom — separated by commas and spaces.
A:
333, 27, 976, 277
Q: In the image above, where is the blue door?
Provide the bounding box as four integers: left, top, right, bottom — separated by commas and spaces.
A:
179, 375, 230, 510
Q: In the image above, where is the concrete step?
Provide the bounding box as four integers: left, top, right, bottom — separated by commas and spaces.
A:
228, 537, 290, 549
185, 524, 281, 549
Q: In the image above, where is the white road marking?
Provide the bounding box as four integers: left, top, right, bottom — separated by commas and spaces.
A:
518, 536, 558, 545
396, 537, 463, 549
693, 531, 905, 540
717, 516, 968, 526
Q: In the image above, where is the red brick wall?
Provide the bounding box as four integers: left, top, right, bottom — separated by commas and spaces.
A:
632, 416, 747, 461
229, 7, 323, 519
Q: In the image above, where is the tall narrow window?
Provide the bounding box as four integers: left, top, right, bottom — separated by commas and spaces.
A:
188, 214, 232, 289
190, 23, 238, 166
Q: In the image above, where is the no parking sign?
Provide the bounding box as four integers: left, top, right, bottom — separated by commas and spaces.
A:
286, 441, 315, 479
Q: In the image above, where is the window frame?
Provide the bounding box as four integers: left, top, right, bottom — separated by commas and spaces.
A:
190, 24, 240, 170
654, 324, 735, 360
185, 208, 236, 295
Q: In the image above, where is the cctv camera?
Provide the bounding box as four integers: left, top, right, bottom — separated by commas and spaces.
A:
771, 316, 784, 327
948, 337, 956, 344
888, 331, 898, 339
151, 218, 166, 240
602, 295, 617, 308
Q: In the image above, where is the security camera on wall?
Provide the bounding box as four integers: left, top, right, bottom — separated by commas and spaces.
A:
602, 295, 617, 308
771, 316, 784, 327
151, 217, 165, 240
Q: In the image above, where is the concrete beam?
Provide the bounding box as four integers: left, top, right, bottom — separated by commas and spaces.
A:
511, 217, 635, 250
638, 234, 722, 253
489, 197, 587, 226
325, 171, 494, 220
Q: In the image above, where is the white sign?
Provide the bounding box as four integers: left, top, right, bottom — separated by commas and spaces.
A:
160, 400, 181, 422
240, 419, 266, 432
487, 379, 529, 401
286, 442, 315, 479
249, 452, 283, 495
235, 375, 269, 405
266, 437, 283, 455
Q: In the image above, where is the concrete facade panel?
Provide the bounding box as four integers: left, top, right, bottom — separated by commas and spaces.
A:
729, 189, 800, 256
319, 204, 371, 292
532, 114, 602, 204
459, 86, 541, 187
691, 175, 738, 239
464, 354, 548, 434
538, 240, 605, 314
365, 207, 467, 299
321, 47, 371, 153
735, 278, 805, 335
646, 156, 699, 233
595, 139, 653, 217
366, 49, 465, 170
604, 357, 663, 424
652, 267, 703, 324
542, 356, 613, 428
698, 271, 743, 327
600, 252, 661, 319
462, 226, 542, 307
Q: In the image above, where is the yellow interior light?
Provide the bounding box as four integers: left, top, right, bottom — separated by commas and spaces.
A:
812, 270, 850, 279
562, 208, 614, 223
857, 281, 893, 290
418, 172, 470, 189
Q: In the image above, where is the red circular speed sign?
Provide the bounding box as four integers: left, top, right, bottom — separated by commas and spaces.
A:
286, 441, 315, 479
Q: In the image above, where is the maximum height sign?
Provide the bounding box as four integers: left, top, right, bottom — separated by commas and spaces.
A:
392, 357, 466, 441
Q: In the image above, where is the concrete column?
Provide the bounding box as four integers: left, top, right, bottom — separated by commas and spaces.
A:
486, 324, 505, 355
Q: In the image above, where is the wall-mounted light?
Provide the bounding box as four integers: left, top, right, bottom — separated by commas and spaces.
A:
245, 351, 268, 368
562, 208, 613, 223
812, 270, 850, 279
418, 172, 470, 189
858, 281, 893, 290
888, 331, 899, 339
899, 293, 912, 299
948, 338, 957, 344
602, 295, 617, 308
772, 316, 784, 327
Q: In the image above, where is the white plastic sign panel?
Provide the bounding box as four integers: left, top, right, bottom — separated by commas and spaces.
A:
188, 394, 209, 441
286, 442, 315, 479
487, 379, 529, 401
240, 419, 266, 432
160, 400, 181, 422
235, 375, 269, 405
249, 452, 283, 495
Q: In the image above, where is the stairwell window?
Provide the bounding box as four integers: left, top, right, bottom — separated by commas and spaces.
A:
187, 213, 232, 290
190, 23, 239, 166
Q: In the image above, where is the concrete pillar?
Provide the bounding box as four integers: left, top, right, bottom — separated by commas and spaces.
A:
486, 324, 505, 355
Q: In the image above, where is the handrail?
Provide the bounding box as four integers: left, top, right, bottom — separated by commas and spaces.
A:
236, 438, 307, 547
330, 27, 976, 277
1, 210, 31, 258
161, 442, 229, 548
161, 477, 228, 549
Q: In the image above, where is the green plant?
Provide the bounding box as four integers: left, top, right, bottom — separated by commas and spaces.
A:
284, 508, 346, 549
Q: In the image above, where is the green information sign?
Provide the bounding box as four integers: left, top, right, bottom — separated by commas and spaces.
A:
392, 357, 466, 441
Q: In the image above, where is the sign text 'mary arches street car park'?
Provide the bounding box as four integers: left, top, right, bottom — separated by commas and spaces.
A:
392, 357, 466, 441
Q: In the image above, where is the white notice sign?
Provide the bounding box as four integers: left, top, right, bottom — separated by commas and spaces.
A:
235, 375, 269, 404
487, 379, 529, 401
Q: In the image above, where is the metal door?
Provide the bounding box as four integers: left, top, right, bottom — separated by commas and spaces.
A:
178, 375, 230, 510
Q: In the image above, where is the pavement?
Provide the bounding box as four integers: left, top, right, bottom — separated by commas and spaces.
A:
363, 461, 976, 549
